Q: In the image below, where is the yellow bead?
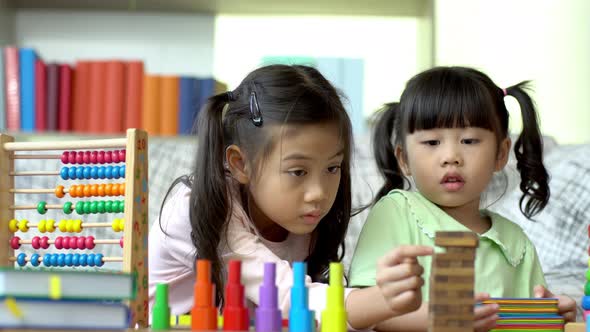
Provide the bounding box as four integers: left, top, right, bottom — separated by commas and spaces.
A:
112, 219, 120, 232
58, 219, 67, 232
46, 219, 55, 233
73, 220, 82, 233
8, 219, 18, 233
66, 219, 74, 233
38, 219, 46, 233
18, 219, 29, 232
119, 219, 125, 231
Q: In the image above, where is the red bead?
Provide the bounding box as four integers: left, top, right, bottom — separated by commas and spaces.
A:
70, 236, 78, 249
32, 236, 41, 249
97, 151, 105, 164
10, 236, 21, 249
83, 151, 91, 164
90, 151, 98, 164
105, 151, 113, 163
77, 237, 86, 249
75, 151, 83, 164
62, 236, 71, 250
61, 151, 69, 164
119, 150, 126, 163
119, 237, 124, 248
112, 151, 120, 163
55, 236, 64, 249
40, 236, 49, 249
86, 236, 95, 250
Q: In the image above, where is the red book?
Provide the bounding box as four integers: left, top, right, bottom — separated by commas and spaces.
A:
124, 61, 143, 130
72, 61, 90, 133
46, 63, 60, 131
34, 59, 47, 131
104, 61, 125, 133
58, 64, 72, 132
87, 61, 107, 134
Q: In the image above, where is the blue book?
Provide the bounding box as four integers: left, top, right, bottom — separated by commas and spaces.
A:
19, 48, 37, 132
198, 77, 215, 112
0, 48, 5, 131
0, 297, 130, 329
178, 77, 200, 135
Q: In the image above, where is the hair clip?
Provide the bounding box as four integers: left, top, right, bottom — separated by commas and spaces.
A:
249, 91, 263, 127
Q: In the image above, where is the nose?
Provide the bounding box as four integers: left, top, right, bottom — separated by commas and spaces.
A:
304, 178, 327, 204
440, 144, 463, 167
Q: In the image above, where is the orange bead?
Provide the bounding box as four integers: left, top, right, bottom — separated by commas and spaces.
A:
105, 184, 113, 196
83, 185, 91, 197
98, 184, 106, 197
69, 185, 77, 198
75, 185, 84, 197
55, 185, 65, 198
111, 184, 119, 196
90, 184, 98, 196
119, 183, 126, 196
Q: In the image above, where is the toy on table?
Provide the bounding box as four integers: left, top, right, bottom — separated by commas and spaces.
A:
289, 261, 315, 332
482, 298, 564, 331
223, 260, 249, 330
256, 262, 282, 332
321, 262, 346, 332
0, 129, 149, 327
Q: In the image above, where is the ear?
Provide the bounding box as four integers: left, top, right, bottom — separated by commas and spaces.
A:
394, 145, 411, 176
495, 137, 511, 171
226, 145, 250, 184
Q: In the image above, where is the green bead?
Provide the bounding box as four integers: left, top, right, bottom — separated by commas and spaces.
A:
37, 201, 47, 215
113, 200, 121, 213
63, 202, 73, 214
90, 201, 98, 214
120, 200, 125, 213
97, 201, 106, 213
75, 202, 84, 215
585, 281, 590, 296
83, 201, 91, 214
105, 201, 113, 213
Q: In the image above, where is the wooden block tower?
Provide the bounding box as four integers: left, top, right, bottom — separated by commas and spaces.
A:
428, 231, 478, 332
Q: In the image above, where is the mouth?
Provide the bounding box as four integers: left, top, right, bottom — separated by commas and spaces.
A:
302, 211, 322, 225
440, 173, 465, 191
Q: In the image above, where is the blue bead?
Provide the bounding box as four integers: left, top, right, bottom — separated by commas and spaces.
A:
17, 253, 27, 267
65, 254, 73, 267
60, 167, 69, 180
111, 166, 119, 179
120, 165, 126, 178
88, 253, 96, 267
80, 254, 87, 266
43, 254, 52, 267
95, 254, 104, 267
105, 166, 113, 179
68, 167, 77, 180
72, 253, 80, 266
57, 253, 66, 267
90, 166, 99, 179
83, 166, 91, 179
31, 253, 40, 267
75, 167, 84, 179
97, 167, 105, 179
50, 254, 58, 267
582, 296, 590, 310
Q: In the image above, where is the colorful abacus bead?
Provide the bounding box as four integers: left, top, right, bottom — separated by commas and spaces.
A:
40, 236, 50, 249
17, 253, 27, 267
18, 219, 29, 232
37, 201, 48, 215
10, 236, 21, 249
8, 219, 18, 232
55, 185, 65, 198
31, 253, 41, 267
31, 236, 40, 249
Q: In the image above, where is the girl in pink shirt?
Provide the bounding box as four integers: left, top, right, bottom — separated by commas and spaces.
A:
149, 64, 433, 330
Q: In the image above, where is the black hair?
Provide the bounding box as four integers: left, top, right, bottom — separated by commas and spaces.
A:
373, 66, 549, 219
160, 64, 353, 305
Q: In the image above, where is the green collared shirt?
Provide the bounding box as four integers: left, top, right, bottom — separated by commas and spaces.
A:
349, 190, 546, 300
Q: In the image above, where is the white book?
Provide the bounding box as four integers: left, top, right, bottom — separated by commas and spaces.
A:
0, 268, 135, 300
0, 297, 129, 329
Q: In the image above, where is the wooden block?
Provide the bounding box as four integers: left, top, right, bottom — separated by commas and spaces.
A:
430, 327, 472, 332
432, 289, 474, 299
564, 322, 585, 332
431, 275, 474, 284
431, 281, 475, 291
429, 304, 473, 314
430, 296, 474, 305
433, 258, 474, 268
0, 134, 15, 267
429, 313, 474, 322
431, 267, 474, 277
435, 231, 478, 247
431, 319, 473, 328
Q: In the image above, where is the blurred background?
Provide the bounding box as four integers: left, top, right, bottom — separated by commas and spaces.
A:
1, 0, 588, 143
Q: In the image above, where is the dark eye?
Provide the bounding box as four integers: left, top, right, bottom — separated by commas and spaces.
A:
422, 140, 440, 146
327, 166, 341, 174
288, 170, 307, 177
462, 138, 480, 145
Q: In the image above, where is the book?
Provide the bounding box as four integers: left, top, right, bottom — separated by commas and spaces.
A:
46, 63, 60, 131
72, 61, 91, 133
160, 75, 179, 136
178, 77, 200, 135
0, 297, 129, 330
124, 61, 144, 130
34, 58, 47, 131
58, 64, 72, 132
88, 61, 107, 133
4, 46, 20, 131
0, 47, 5, 131
0, 268, 136, 300
105, 60, 125, 133
142, 74, 161, 135
19, 47, 37, 131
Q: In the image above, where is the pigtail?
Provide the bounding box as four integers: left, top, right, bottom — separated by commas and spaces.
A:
506, 82, 550, 218
191, 92, 233, 305
373, 102, 407, 204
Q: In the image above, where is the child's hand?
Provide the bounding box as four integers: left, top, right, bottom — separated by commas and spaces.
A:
534, 285, 577, 322
474, 292, 499, 332
375, 245, 433, 315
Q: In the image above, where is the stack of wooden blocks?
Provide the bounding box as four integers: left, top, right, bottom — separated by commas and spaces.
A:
429, 231, 478, 332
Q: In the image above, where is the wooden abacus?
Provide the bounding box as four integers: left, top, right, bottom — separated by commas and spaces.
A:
0, 128, 149, 328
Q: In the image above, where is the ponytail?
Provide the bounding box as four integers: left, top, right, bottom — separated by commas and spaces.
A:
190, 92, 233, 305
506, 82, 550, 218
372, 103, 407, 204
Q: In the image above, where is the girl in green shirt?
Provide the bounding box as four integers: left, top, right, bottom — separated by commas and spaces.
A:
349, 66, 576, 331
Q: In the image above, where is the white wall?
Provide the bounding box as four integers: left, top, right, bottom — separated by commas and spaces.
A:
0, 0, 15, 46
434, 0, 590, 144
213, 15, 425, 120
14, 9, 215, 76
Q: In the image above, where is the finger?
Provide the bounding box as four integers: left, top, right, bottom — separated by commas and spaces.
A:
562, 311, 576, 323
474, 312, 498, 332
379, 275, 425, 299
377, 262, 424, 284
533, 285, 547, 298
380, 245, 434, 266
474, 303, 499, 320
474, 292, 491, 302
386, 289, 422, 312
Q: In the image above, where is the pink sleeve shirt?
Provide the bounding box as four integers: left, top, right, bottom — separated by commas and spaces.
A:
148, 184, 356, 322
